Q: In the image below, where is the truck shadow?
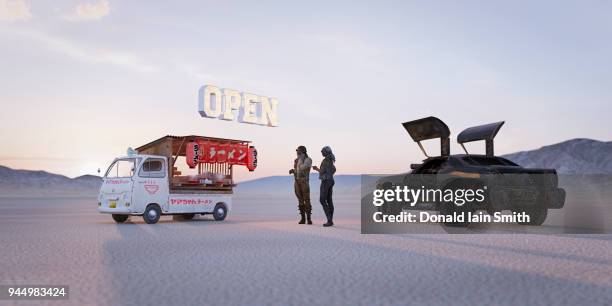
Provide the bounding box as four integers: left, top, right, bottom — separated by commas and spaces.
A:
99, 215, 264, 304
100, 222, 150, 304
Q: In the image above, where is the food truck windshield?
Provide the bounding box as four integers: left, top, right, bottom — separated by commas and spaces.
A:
105, 158, 138, 178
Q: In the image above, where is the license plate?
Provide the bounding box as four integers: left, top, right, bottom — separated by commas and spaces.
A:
109, 201, 116, 208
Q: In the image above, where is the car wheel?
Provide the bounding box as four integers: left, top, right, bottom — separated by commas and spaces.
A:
112, 214, 129, 223
213, 203, 227, 221
439, 203, 471, 227
380, 201, 403, 215
143, 204, 162, 224
517, 206, 547, 226
439, 180, 480, 227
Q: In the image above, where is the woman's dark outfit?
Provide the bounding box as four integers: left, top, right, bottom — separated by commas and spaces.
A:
318, 155, 336, 226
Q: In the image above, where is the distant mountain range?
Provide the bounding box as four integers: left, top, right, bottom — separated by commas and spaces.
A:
502, 138, 612, 174
1, 138, 610, 196
0, 166, 102, 196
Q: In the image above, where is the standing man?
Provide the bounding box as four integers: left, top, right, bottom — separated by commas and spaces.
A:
289, 146, 312, 224
313, 146, 336, 227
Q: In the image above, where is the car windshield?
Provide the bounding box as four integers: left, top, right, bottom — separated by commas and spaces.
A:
105, 159, 136, 178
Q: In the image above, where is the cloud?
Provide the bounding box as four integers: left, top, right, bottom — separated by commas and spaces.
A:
0, 0, 32, 22
65, 0, 109, 21
13, 29, 159, 73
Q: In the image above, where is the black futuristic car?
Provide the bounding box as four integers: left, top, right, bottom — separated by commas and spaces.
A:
378, 117, 566, 226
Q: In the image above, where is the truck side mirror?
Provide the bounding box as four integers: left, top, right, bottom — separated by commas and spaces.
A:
410, 163, 421, 170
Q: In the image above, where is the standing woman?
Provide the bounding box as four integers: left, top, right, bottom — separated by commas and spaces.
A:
313, 146, 336, 227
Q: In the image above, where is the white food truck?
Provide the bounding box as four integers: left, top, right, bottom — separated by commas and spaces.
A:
98, 135, 257, 224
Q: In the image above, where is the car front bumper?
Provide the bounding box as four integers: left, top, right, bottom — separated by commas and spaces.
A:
98, 206, 132, 214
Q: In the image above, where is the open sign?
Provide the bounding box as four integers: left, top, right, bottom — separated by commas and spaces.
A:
198, 85, 278, 127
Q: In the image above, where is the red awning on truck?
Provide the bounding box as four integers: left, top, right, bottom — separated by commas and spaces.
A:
136, 135, 251, 157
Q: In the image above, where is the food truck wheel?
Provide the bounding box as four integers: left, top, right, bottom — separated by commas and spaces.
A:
112, 214, 129, 223
143, 204, 161, 224
213, 203, 227, 221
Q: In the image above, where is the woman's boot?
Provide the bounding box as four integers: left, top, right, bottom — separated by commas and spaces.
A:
323, 205, 333, 227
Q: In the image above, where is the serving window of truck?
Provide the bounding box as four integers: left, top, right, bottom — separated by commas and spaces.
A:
136, 135, 257, 192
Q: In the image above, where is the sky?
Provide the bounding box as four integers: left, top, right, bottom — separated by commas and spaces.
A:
1, 0, 611, 181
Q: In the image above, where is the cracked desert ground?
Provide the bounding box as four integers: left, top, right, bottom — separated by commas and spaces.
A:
0, 195, 611, 306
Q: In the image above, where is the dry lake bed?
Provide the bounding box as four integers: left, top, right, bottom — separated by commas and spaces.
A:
0, 195, 611, 305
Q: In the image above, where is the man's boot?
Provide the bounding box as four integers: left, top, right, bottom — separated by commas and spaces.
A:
306, 213, 312, 225
298, 212, 306, 224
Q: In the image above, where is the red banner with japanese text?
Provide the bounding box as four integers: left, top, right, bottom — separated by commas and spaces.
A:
185, 140, 257, 171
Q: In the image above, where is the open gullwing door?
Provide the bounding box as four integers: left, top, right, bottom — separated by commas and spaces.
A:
457, 121, 505, 156
402, 116, 451, 157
